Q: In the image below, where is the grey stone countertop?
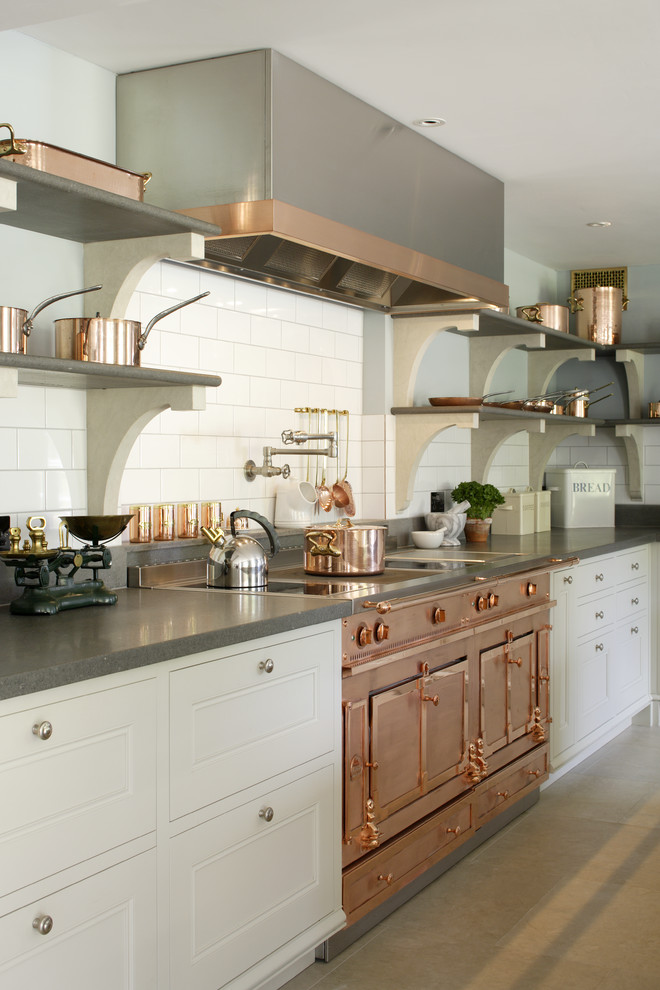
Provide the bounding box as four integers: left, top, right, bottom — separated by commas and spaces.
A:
0, 525, 656, 702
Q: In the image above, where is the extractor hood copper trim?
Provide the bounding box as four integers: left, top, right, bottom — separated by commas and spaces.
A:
177, 199, 509, 311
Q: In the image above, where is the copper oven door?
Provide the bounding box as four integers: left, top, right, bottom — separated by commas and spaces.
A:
421, 660, 470, 792
480, 631, 536, 756
370, 681, 422, 819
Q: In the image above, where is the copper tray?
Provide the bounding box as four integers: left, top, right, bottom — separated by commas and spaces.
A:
0, 130, 150, 201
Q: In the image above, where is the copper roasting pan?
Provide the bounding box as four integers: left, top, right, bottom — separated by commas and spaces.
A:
0, 123, 150, 201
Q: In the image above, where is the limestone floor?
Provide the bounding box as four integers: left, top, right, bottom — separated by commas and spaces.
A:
284, 724, 660, 990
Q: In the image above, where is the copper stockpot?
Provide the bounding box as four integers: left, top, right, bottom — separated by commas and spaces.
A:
568, 286, 628, 344
516, 303, 569, 333
55, 291, 209, 365
304, 522, 387, 575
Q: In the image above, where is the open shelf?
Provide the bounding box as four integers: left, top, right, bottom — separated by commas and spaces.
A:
0, 159, 221, 243
0, 352, 221, 391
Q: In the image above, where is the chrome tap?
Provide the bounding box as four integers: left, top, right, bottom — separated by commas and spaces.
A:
244, 427, 338, 481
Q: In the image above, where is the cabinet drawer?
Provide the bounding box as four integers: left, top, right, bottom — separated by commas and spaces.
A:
573, 557, 617, 598
0, 679, 157, 897
574, 592, 616, 639
170, 629, 336, 820
0, 849, 157, 988
612, 546, 648, 585
169, 764, 338, 990
342, 796, 472, 926
616, 581, 648, 620
475, 745, 548, 825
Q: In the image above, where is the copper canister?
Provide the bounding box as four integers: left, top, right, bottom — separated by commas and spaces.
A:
200, 501, 222, 530
177, 502, 199, 539
153, 503, 175, 541
128, 504, 152, 543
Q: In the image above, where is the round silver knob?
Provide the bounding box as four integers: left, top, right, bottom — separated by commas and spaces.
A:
631, 626, 639, 634
259, 807, 274, 822
632, 597, 639, 605
595, 642, 604, 652
595, 610, 604, 619
632, 562, 640, 570
595, 573, 604, 582
258, 659, 274, 673
32, 915, 53, 936
32, 721, 52, 740
563, 575, 573, 584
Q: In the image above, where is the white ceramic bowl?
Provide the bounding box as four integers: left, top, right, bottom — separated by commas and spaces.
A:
411, 528, 445, 549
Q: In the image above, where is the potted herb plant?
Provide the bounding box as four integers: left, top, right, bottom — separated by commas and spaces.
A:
450, 481, 505, 542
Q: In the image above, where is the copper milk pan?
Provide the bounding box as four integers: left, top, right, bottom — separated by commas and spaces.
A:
568, 286, 629, 344
55, 291, 210, 365
0, 285, 101, 355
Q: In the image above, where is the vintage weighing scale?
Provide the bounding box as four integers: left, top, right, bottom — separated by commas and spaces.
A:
0, 514, 132, 615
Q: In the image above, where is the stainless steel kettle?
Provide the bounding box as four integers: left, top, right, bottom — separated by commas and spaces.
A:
201, 509, 280, 588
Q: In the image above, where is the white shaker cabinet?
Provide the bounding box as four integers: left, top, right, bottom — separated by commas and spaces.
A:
0, 619, 343, 990
550, 545, 651, 772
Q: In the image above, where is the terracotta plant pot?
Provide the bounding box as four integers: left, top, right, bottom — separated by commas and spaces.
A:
464, 517, 492, 542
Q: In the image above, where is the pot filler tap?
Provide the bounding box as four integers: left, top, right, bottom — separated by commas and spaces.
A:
244, 425, 337, 480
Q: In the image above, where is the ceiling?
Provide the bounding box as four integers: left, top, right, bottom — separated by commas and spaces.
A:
9, 0, 660, 271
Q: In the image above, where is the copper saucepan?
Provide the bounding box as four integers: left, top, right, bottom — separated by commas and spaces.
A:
303, 521, 387, 575
516, 303, 569, 333
0, 285, 102, 355
55, 291, 210, 365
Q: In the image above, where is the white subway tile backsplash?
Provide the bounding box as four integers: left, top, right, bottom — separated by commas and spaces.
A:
267, 287, 298, 322
136, 264, 162, 294
159, 330, 200, 370
161, 264, 201, 300
181, 303, 217, 339
199, 467, 235, 500
0, 428, 18, 470
295, 294, 324, 328
309, 328, 335, 358
18, 429, 72, 470
218, 309, 251, 343
45, 388, 86, 430
180, 435, 218, 469
234, 279, 268, 315
249, 376, 282, 409
200, 270, 235, 309
199, 337, 230, 374
198, 404, 235, 437
251, 314, 281, 349
215, 373, 250, 407
234, 342, 268, 377
139, 434, 180, 469
234, 406, 267, 439
281, 321, 310, 353
45, 469, 86, 510
322, 301, 349, 332
335, 333, 361, 361
160, 468, 200, 501
0, 470, 46, 513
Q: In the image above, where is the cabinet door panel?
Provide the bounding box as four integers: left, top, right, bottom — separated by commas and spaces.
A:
613, 615, 649, 712
170, 630, 335, 819
0, 850, 157, 989
576, 633, 614, 739
480, 642, 509, 756
573, 557, 617, 598
0, 679, 157, 895
615, 582, 648, 621
422, 660, 470, 791
370, 682, 421, 818
170, 766, 336, 990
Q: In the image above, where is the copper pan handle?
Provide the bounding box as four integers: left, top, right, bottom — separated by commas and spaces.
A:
23, 285, 103, 337
521, 305, 543, 323
567, 295, 584, 314
306, 530, 342, 557
138, 291, 210, 349
0, 122, 26, 157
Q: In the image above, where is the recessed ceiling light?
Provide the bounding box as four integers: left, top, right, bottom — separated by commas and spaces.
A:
412, 117, 446, 128
586, 221, 613, 227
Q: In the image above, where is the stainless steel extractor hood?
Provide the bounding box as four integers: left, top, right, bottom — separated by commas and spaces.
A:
117, 50, 509, 313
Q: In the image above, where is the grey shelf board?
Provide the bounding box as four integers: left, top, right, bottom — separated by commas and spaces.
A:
441, 308, 602, 353
391, 404, 605, 425
600, 343, 660, 355
0, 159, 221, 243
603, 418, 660, 426
0, 352, 222, 390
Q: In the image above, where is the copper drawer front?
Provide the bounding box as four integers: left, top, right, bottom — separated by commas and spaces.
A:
342, 796, 473, 925
475, 744, 548, 826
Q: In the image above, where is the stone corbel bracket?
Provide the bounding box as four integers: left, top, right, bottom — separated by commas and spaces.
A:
83, 231, 206, 317
395, 412, 478, 511
86, 385, 207, 514
614, 350, 644, 420
615, 424, 643, 500
528, 422, 596, 493
526, 348, 596, 399
0, 175, 17, 213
